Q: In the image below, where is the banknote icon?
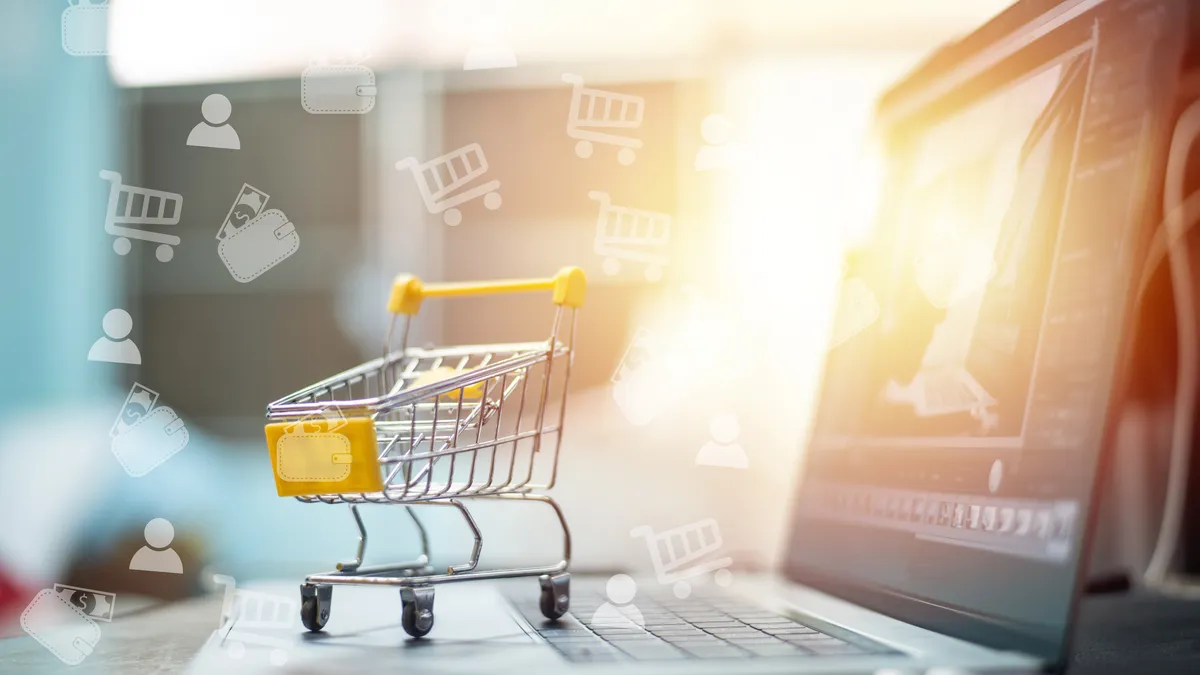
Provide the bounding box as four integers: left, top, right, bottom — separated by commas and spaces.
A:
111, 382, 160, 438
216, 183, 270, 241
52, 584, 116, 623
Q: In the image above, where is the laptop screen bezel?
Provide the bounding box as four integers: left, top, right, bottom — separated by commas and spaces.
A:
781, 0, 1186, 669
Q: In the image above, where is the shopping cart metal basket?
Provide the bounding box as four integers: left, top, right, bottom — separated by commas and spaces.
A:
395, 143, 502, 227
264, 267, 586, 638
99, 170, 183, 263
562, 74, 644, 166
589, 190, 671, 281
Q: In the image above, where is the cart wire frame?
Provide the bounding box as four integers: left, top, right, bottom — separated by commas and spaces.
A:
264, 268, 586, 637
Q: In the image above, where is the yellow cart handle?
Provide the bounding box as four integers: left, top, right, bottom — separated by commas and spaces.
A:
388, 266, 586, 315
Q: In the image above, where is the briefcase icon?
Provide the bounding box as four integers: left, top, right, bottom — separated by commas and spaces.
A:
217, 209, 299, 283
61, 0, 109, 57
111, 406, 190, 477
301, 63, 377, 115
21, 589, 101, 666
266, 417, 383, 497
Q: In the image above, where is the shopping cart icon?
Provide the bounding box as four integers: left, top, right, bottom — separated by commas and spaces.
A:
100, 170, 183, 262
211, 575, 294, 667
562, 74, 644, 166
589, 191, 671, 281
396, 143, 502, 226
631, 519, 733, 599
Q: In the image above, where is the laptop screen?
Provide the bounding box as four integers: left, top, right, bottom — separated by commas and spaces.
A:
785, 0, 1185, 663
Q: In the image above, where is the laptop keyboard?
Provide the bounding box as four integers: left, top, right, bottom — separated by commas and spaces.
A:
512, 589, 895, 662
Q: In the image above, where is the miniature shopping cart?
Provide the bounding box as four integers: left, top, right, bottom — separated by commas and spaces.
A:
396, 143, 502, 226
562, 74, 644, 166
589, 190, 671, 281
264, 268, 586, 638
631, 519, 733, 599
99, 170, 183, 262
211, 575, 294, 667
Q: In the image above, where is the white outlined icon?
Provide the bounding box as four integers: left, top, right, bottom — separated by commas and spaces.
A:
188, 94, 241, 150
88, 309, 141, 365
694, 114, 743, 171
589, 191, 671, 281
216, 184, 299, 283
100, 170, 183, 262
61, 0, 109, 57
396, 143, 502, 226
52, 584, 116, 623
129, 518, 184, 574
275, 407, 352, 483
590, 574, 644, 628
562, 74, 644, 166
695, 413, 748, 469
210, 575, 294, 666
21, 589, 102, 665
631, 518, 734, 598
301, 58, 377, 115
110, 382, 190, 477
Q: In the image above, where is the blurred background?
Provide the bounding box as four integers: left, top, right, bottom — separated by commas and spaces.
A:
0, 0, 1021, 611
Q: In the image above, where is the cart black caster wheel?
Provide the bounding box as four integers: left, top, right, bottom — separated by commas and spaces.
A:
300, 583, 332, 632
400, 586, 435, 638
539, 573, 570, 620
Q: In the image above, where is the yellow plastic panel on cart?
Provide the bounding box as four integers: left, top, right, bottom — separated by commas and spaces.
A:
265, 417, 383, 497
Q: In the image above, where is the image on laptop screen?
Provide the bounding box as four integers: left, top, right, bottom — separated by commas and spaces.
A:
787, 0, 1184, 663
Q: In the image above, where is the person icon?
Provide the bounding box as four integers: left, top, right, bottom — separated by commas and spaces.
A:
695, 413, 749, 469
88, 308, 141, 365
129, 518, 183, 574
590, 574, 643, 628
187, 94, 240, 150
694, 114, 743, 171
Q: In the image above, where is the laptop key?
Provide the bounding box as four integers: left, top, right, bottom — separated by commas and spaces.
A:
556, 644, 623, 662
613, 641, 689, 660
743, 643, 808, 657
680, 644, 749, 659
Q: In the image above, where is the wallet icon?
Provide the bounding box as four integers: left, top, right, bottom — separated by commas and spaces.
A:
111, 406, 190, 477
276, 432, 353, 483
61, 0, 109, 57
217, 209, 299, 283
266, 416, 383, 497
21, 589, 102, 666
301, 63, 377, 115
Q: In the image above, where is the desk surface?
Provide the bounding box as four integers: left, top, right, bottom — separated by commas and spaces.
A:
2, 588, 1198, 674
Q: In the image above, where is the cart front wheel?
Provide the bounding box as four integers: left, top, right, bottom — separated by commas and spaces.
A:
156, 244, 174, 262
602, 258, 621, 276
113, 237, 131, 256
444, 208, 463, 227
539, 573, 570, 620
400, 586, 435, 638
672, 581, 691, 599
484, 191, 502, 211
617, 148, 636, 165
575, 140, 593, 159
300, 583, 332, 632
714, 568, 733, 588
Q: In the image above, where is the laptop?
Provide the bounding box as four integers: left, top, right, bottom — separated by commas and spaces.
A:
188, 0, 1188, 672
